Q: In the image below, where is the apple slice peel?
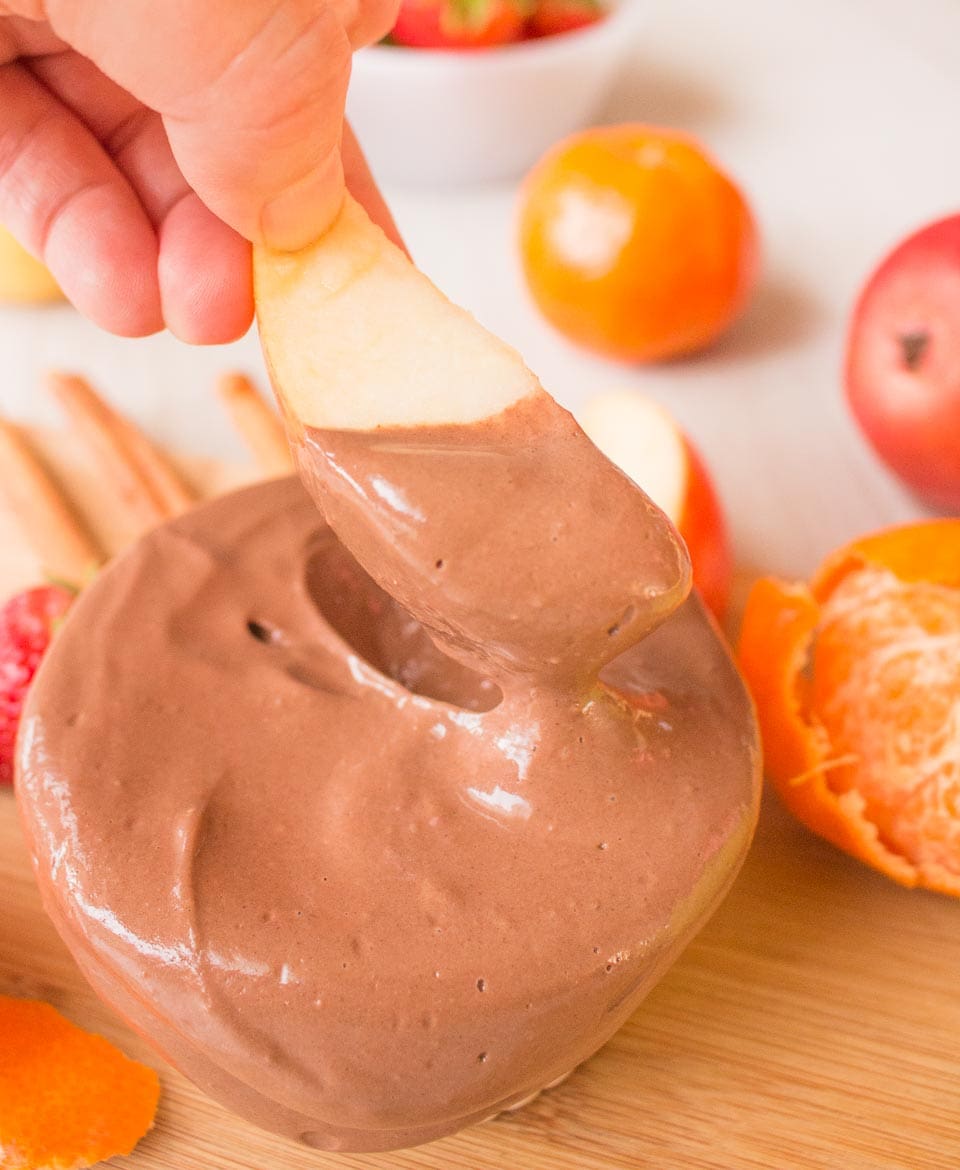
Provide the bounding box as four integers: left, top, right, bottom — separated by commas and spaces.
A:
578, 390, 732, 620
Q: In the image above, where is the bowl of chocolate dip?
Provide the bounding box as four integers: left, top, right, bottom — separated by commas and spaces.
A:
18, 468, 758, 1152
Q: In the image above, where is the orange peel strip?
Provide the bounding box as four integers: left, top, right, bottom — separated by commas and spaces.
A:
738, 519, 960, 896
0, 996, 160, 1170
813, 518, 960, 597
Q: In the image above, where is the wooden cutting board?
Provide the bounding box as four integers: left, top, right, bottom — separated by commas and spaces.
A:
1, 432, 958, 1170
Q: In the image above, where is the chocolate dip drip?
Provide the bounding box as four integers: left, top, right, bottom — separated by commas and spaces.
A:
294, 392, 690, 687
18, 453, 759, 1149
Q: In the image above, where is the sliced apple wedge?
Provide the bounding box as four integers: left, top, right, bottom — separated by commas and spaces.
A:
578, 390, 732, 620
254, 197, 690, 686
255, 196, 537, 431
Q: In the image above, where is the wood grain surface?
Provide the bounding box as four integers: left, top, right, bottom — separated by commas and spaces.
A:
1, 430, 958, 1170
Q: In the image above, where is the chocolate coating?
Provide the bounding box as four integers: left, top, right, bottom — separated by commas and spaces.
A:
296, 392, 691, 686
18, 412, 759, 1151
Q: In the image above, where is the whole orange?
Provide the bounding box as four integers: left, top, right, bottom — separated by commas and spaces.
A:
518, 125, 760, 362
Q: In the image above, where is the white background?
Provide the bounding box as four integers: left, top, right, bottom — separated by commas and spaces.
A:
2, 0, 959, 603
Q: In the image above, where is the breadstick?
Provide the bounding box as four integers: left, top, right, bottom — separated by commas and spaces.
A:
0, 418, 102, 583
113, 412, 195, 516
47, 372, 194, 536
216, 372, 294, 477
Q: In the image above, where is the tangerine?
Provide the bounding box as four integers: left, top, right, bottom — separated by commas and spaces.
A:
739, 520, 960, 896
517, 125, 759, 362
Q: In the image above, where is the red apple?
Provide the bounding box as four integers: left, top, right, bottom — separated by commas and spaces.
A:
578, 391, 732, 620
845, 214, 960, 511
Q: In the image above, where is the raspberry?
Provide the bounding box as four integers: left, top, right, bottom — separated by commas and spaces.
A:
0, 585, 74, 785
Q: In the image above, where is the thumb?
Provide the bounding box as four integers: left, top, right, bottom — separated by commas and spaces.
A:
46, 0, 375, 249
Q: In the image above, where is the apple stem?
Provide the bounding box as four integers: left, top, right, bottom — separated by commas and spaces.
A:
899, 330, 930, 372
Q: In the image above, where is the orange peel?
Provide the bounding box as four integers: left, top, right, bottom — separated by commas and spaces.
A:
739, 519, 960, 896
0, 996, 159, 1170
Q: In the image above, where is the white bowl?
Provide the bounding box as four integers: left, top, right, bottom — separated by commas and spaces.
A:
346, 1, 648, 187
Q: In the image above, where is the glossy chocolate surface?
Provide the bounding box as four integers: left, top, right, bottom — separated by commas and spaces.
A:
19, 400, 759, 1152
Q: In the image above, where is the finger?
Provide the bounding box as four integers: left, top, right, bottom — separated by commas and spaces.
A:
43, 0, 364, 249
0, 59, 162, 335
158, 193, 253, 344
0, 12, 67, 58
27, 49, 253, 343
27, 48, 189, 225
0, 4, 47, 19
335, 0, 398, 50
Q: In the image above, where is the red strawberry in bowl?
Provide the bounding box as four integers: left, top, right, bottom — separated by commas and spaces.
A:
527, 0, 604, 37
390, 0, 528, 49
0, 585, 74, 786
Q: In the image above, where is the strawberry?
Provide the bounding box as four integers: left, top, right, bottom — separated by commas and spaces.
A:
0, 585, 74, 786
391, 0, 528, 49
526, 0, 604, 37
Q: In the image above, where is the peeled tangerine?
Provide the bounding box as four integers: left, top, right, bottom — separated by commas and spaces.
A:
739, 520, 960, 896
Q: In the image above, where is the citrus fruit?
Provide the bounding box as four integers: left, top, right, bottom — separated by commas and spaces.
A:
518, 124, 759, 362
739, 520, 960, 896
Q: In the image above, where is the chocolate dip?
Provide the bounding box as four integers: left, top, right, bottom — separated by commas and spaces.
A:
17, 396, 760, 1153
295, 392, 690, 686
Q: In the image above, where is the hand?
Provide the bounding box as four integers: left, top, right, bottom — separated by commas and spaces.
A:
0, 0, 399, 343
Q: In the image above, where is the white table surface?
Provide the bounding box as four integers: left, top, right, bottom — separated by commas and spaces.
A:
1, 0, 958, 599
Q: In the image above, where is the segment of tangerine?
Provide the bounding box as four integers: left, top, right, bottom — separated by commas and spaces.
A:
738, 519, 960, 897
809, 565, 960, 888
0, 996, 160, 1170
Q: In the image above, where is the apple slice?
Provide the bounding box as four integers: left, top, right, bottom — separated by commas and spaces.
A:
255, 195, 536, 431
578, 391, 731, 620
253, 196, 690, 685
0, 226, 62, 305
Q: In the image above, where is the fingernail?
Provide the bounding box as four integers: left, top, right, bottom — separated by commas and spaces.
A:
259, 150, 345, 252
